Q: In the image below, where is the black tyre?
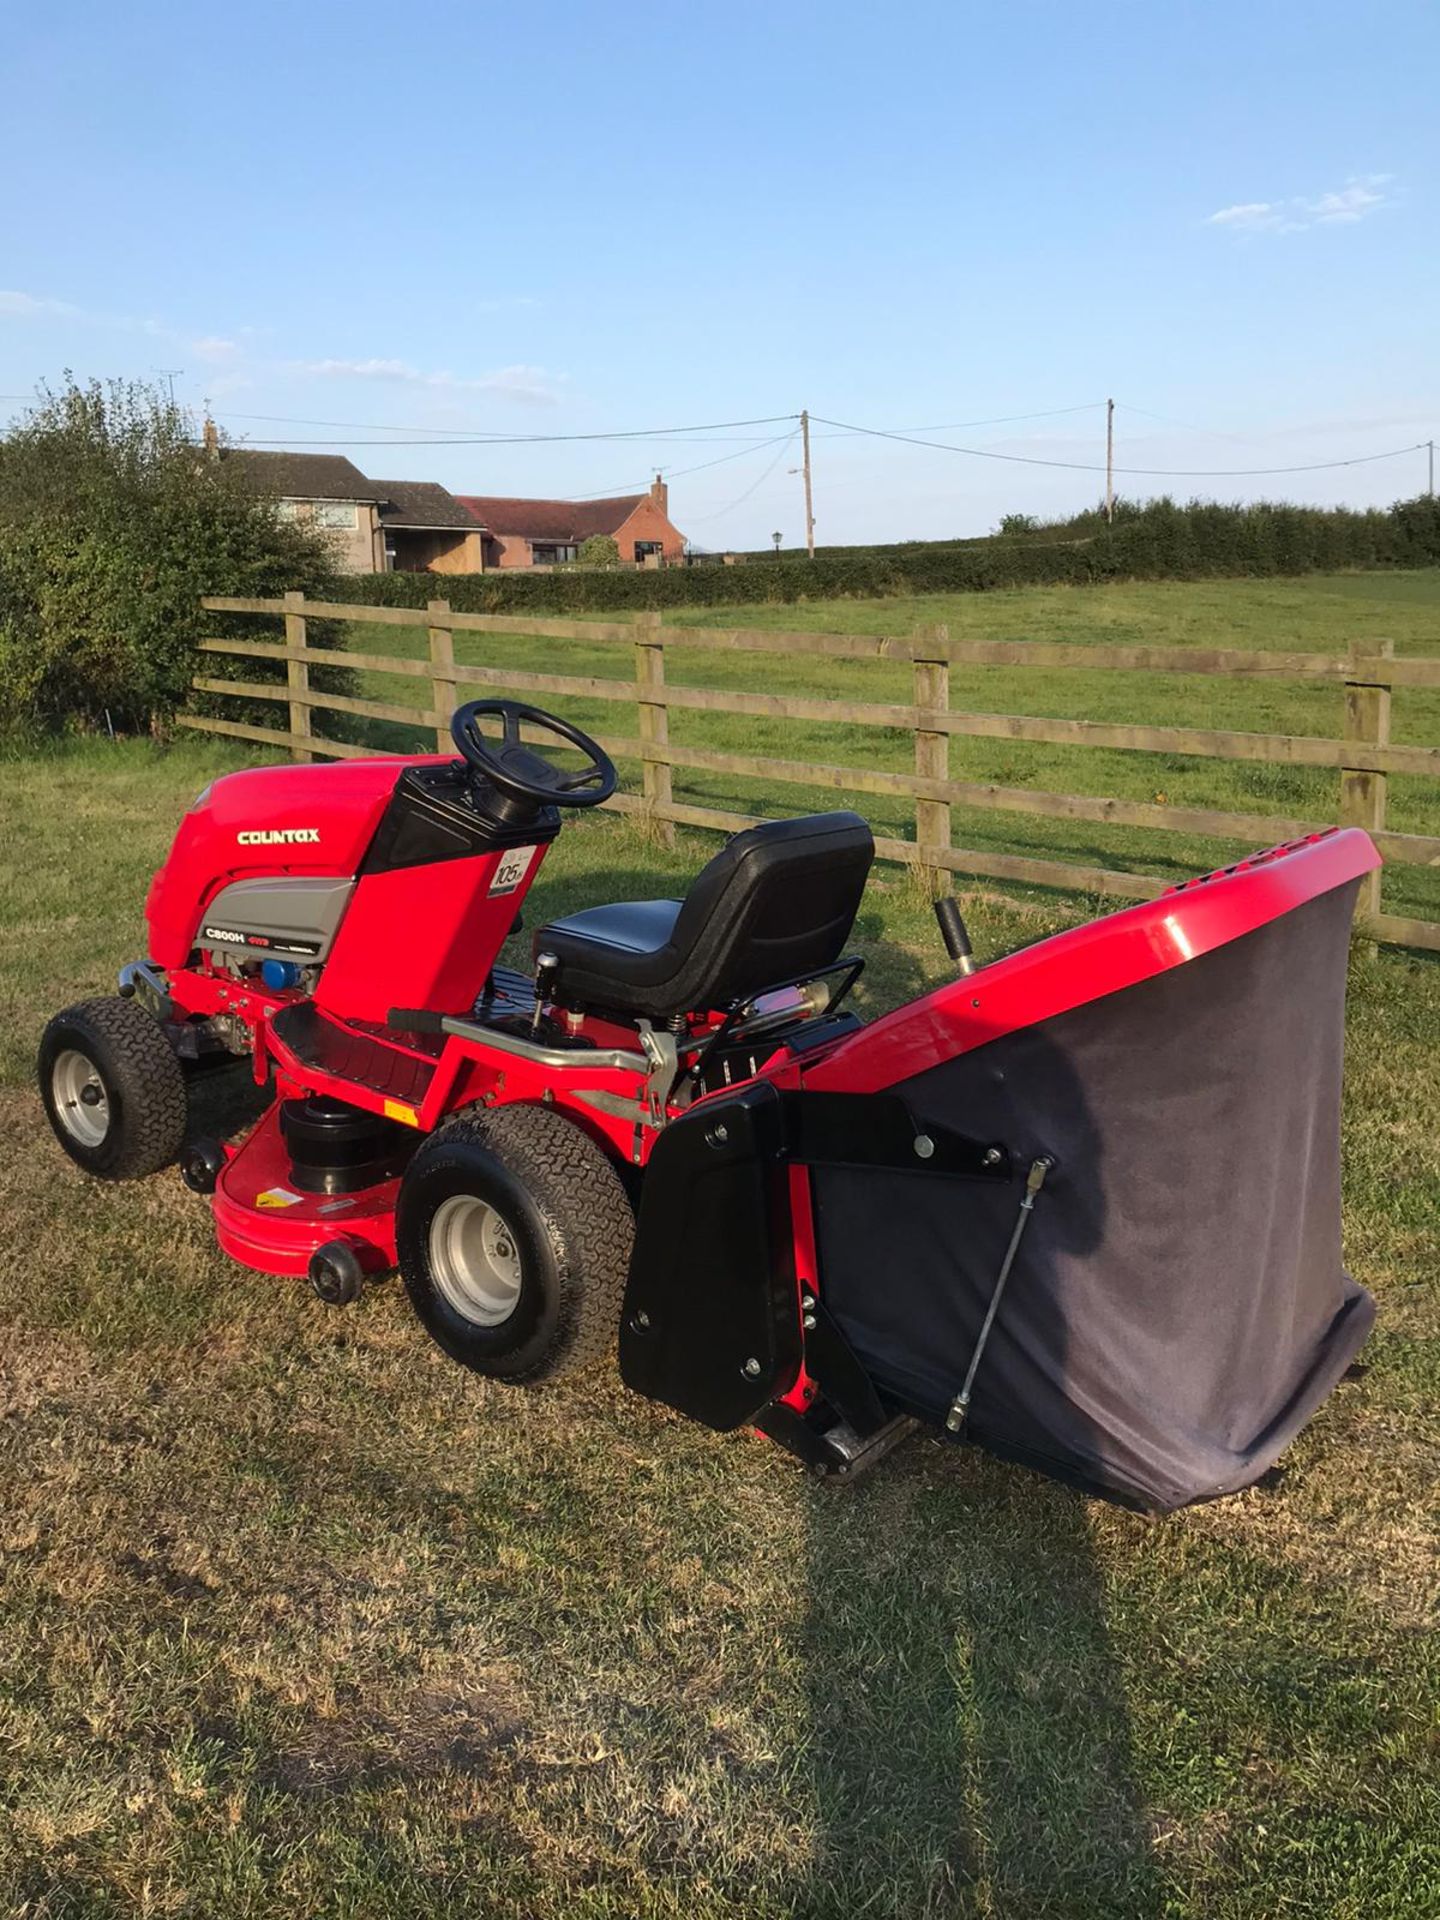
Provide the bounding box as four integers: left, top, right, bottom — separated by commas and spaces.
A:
38, 996, 187, 1180
398, 1103, 634, 1384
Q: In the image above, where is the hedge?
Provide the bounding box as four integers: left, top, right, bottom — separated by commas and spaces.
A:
336, 495, 1440, 617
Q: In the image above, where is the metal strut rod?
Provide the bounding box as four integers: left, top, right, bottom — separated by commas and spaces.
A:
945, 1155, 1054, 1433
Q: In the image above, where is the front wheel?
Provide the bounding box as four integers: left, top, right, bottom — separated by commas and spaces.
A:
397, 1104, 633, 1384
38, 997, 187, 1180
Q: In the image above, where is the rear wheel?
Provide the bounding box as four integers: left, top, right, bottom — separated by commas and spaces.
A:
397, 1103, 633, 1383
38, 997, 187, 1179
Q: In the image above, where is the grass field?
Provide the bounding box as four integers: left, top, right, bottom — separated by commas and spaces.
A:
311, 571, 1440, 927
1, 571, 1437, 1917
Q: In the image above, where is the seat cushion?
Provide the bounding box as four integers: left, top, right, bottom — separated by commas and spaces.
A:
539, 899, 683, 987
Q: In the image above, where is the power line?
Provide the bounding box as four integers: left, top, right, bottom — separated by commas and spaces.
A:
217, 410, 799, 447
1116, 400, 1253, 442
570, 431, 798, 500
816, 400, 1105, 438
688, 430, 801, 523
810, 413, 1429, 478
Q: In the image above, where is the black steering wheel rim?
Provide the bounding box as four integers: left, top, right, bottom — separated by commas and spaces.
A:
450, 699, 618, 810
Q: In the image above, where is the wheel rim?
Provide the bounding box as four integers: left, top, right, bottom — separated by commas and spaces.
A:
52, 1048, 111, 1149
429, 1195, 524, 1326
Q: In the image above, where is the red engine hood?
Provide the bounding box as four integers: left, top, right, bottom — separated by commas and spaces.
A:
146, 755, 444, 967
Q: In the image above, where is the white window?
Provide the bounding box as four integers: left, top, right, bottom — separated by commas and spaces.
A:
313, 501, 358, 530
276, 499, 300, 521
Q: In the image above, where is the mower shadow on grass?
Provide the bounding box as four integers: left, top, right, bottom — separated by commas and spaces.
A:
790, 1024, 1164, 1918
183, 1057, 272, 1144
795, 1465, 1161, 1918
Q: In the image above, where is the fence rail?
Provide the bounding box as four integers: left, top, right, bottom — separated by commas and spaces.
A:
184, 593, 1440, 953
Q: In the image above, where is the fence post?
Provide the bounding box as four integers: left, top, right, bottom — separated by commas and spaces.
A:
427, 597, 455, 751
1340, 639, 1393, 922
284, 590, 312, 762
912, 623, 951, 895
635, 611, 674, 845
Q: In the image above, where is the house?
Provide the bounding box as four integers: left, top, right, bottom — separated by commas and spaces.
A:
213, 435, 485, 575
209, 422, 681, 574
219, 447, 387, 572
456, 476, 686, 568
374, 479, 485, 574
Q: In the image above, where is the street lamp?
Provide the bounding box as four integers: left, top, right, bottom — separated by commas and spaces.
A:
771, 530, 783, 555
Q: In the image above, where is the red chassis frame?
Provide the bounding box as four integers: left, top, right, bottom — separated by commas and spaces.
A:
149, 764, 1377, 1442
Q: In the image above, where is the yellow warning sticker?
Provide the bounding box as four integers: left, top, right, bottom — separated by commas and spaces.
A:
256, 1186, 304, 1210
383, 1100, 420, 1127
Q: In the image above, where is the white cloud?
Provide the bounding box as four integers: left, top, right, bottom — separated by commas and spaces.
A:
0, 290, 566, 409
0, 292, 241, 370
1305, 178, 1391, 223
1206, 175, 1395, 235
1207, 202, 1283, 231
300, 356, 420, 381
0, 289, 83, 318
295, 356, 564, 406
473, 363, 564, 405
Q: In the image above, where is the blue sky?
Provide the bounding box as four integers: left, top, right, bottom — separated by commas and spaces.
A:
1, 1, 1435, 546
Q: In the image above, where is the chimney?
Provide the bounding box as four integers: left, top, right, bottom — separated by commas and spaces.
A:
650, 472, 668, 515
202, 415, 220, 461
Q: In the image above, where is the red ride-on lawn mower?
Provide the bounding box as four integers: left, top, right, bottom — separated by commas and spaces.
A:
39, 700, 1380, 1510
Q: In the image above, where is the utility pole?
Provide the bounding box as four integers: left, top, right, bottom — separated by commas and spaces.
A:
157, 367, 183, 410
1105, 397, 1115, 523
1429, 438, 1435, 497
801, 408, 816, 558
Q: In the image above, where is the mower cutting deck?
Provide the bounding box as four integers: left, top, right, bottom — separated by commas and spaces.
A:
39, 698, 1381, 1510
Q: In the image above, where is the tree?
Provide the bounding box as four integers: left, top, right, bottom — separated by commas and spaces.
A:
576, 534, 621, 569
0, 375, 339, 733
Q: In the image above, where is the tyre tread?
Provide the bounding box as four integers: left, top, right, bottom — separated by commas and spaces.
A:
404, 1102, 633, 1383
40, 997, 187, 1179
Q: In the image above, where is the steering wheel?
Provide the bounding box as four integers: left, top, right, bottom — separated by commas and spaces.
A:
450, 699, 618, 811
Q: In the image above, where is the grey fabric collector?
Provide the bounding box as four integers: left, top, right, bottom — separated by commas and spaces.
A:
811, 882, 1373, 1511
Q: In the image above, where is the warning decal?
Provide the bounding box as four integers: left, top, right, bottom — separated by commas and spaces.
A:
255, 1186, 304, 1210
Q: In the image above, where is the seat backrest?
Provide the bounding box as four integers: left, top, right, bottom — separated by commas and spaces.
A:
668, 811, 874, 1009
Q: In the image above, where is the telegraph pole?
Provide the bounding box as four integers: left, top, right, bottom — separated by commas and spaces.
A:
1105, 397, 1115, 523
157, 368, 183, 410
801, 408, 816, 558
1429, 438, 1435, 497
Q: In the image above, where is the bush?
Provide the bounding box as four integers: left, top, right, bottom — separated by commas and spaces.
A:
0, 376, 341, 733
338, 494, 1440, 618
574, 534, 621, 568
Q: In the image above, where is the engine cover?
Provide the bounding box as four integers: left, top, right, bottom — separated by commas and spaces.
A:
146, 758, 422, 968
198, 876, 355, 962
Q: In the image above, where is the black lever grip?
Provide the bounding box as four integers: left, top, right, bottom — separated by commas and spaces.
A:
934, 897, 977, 975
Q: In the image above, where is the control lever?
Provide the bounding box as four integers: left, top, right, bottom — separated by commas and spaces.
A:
934, 896, 978, 976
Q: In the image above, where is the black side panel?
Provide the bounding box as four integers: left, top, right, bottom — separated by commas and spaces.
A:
620, 1084, 801, 1430
361, 764, 559, 875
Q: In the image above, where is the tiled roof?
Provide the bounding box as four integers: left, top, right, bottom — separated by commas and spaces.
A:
456, 494, 648, 540
222, 449, 380, 502
374, 479, 479, 531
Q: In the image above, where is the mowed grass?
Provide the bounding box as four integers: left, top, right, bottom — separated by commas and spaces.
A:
0, 726, 1437, 1918
323, 571, 1440, 925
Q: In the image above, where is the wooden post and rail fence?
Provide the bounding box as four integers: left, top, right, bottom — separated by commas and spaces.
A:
182, 593, 1440, 954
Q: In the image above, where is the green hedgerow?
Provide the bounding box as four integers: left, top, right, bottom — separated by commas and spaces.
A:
0, 376, 341, 734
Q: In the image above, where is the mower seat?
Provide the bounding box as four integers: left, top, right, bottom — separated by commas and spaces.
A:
534, 812, 874, 1020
